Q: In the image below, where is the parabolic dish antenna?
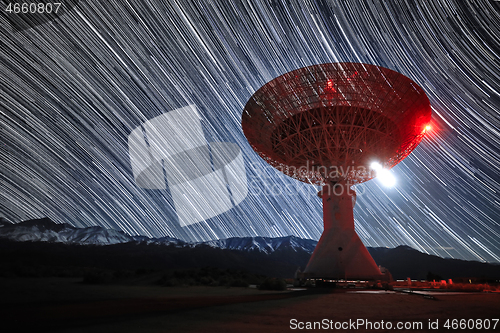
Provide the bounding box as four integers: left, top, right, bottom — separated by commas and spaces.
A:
243, 63, 431, 279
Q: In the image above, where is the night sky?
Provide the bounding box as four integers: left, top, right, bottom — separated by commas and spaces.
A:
1, 1, 499, 262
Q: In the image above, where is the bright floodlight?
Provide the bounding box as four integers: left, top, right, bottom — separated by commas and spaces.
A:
370, 162, 382, 171
370, 162, 395, 187
242, 63, 432, 280
376, 169, 396, 187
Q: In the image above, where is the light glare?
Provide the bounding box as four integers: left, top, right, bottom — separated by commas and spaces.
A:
371, 162, 396, 187
377, 169, 396, 187
370, 162, 382, 170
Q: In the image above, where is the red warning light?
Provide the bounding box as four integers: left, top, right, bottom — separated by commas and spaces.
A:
326, 79, 336, 92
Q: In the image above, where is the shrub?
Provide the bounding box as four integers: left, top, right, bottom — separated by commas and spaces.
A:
259, 278, 287, 291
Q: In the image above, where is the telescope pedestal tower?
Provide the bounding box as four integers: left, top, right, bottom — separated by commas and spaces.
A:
304, 181, 384, 280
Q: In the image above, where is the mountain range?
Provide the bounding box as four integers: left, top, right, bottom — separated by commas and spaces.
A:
0, 217, 317, 252
0, 217, 499, 280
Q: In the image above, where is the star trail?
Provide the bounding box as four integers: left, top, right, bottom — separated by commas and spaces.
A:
0, 0, 499, 262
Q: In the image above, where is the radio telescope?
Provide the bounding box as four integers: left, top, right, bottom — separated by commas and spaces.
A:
242, 63, 431, 280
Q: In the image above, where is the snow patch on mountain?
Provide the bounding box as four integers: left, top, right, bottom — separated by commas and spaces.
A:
198, 236, 317, 254
133, 235, 186, 247
0, 218, 133, 245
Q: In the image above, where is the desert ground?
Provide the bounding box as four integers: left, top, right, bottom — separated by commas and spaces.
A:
1, 277, 499, 333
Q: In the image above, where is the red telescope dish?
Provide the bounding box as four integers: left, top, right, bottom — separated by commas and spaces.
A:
242, 63, 432, 185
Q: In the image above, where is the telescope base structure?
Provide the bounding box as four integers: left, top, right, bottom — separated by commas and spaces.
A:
304, 182, 386, 281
